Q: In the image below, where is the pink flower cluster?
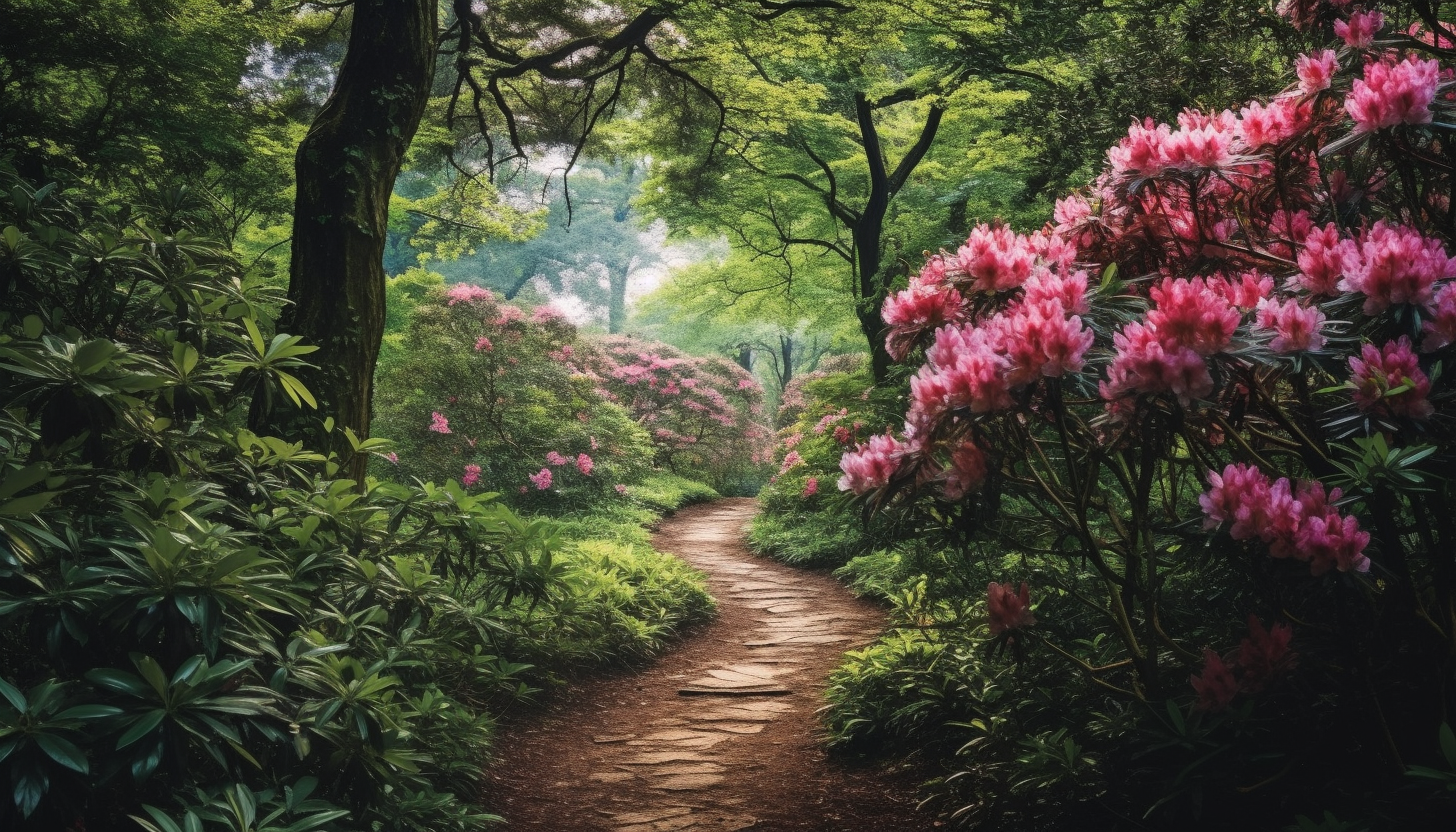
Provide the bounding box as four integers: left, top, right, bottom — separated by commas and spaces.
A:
1423, 283, 1456, 350
1296, 49, 1339, 95
1338, 222, 1454, 313
445, 284, 494, 306
545, 451, 568, 466
576, 453, 593, 475
461, 464, 481, 488
1200, 463, 1371, 575
1334, 8, 1383, 48
986, 582, 1036, 635
1346, 55, 1441, 133
1191, 615, 1297, 711
1254, 297, 1327, 353
1348, 337, 1434, 419
429, 412, 451, 434
802, 477, 819, 498
779, 450, 804, 475
528, 468, 552, 490
838, 433, 906, 494
882, 264, 964, 360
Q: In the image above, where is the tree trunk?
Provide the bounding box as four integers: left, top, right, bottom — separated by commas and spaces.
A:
267, 0, 437, 481
779, 334, 794, 391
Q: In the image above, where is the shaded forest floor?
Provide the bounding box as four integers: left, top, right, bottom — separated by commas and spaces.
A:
484, 498, 934, 831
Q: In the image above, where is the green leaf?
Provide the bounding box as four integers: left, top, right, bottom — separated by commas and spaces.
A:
115, 709, 166, 750
34, 733, 88, 773
0, 677, 25, 712
0, 491, 59, 517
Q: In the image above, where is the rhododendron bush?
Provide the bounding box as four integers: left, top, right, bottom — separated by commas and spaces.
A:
569, 335, 773, 491
373, 285, 654, 503
836, 2, 1456, 823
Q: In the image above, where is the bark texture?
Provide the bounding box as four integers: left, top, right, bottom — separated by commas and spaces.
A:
274, 0, 437, 480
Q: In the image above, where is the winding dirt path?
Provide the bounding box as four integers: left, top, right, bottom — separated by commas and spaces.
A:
485, 498, 932, 831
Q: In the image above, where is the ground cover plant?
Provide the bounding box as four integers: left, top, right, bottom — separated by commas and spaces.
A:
812, 2, 1456, 828
0, 167, 714, 831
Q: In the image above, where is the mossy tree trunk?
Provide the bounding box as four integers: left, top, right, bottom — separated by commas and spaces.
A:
268, 0, 436, 481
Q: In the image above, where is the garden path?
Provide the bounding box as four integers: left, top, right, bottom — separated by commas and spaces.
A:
485, 498, 932, 831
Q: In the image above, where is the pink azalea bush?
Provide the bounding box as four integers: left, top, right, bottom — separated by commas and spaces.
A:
373, 282, 657, 506
835, 4, 1456, 819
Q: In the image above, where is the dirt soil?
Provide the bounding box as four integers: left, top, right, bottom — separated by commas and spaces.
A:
484, 498, 937, 831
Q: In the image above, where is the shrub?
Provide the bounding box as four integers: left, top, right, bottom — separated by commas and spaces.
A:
832, 3, 1456, 826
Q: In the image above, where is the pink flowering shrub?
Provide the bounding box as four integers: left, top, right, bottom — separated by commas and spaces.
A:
570, 334, 772, 490
373, 282, 656, 506
833, 4, 1456, 820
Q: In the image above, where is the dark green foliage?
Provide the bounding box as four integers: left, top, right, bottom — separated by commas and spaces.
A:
0, 168, 710, 831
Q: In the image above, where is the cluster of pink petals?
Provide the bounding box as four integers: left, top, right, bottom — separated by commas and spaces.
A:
1297, 49, 1339, 95
802, 477, 819, 498
614, 483, 628, 495
1109, 111, 1241, 177
1147, 277, 1241, 355
576, 453, 593, 475
1423, 283, 1456, 351
531, 305, 566, 323
528, 468, 552, 490
1237, 96, 1311, 149
942, 441, 988, 501
545, 450, 568, 466
461, 464, 481, 488
445, 284, 494, 305
1345, 55, 1441, 132
949, 224, 1037, 293
779, 450, 804, 474
1211, 271, 1274, 310
1192, 615, 1297, 711
1348, 337, 1434, 418
882, 265, 964, 360
987, 582, 1036, 635
429, 411, 451, 434
838, 432, 906, 494
833, 425, 853, 445
1334, 8, 1384, 48
1339, 222, 1455, 313
1294, 223, 1358, 296
474, 336, 493, 352
990, 299, 1096, 387
1102, 322, 1213, 406
1200, 463, 1371, 574
811, 408, 848, 435
1255, 297, 1328, 353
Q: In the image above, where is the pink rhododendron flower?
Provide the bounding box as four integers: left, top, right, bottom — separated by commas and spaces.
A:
1236, 615, 1297, 692
531, 305, 565, 323
1340, 222, 1454, 313
1023, 268, 1090, 315
802, 477, 819, 497
1348, 337, 1434, 419
445, 284, 493, 305
833, 425, 853, 445
1421, 282, 1456, 351
779, 450, 804, 474
529, 468, 552, 490
1147, 277, 1240, 355
783, 432, 803, 449
1237, 97, 1308, 149
1294, 223, 1358, 296
615, 483, 628, 495
920, 325, 1014, 414
429, 412, 451, 434
1296, 49, 1339, 95
950, 224, 1037, 293
942, 441, 987, 501
1255, 297, 1328, 353
1200, 465, 1371, 575
545, 451, 568, 466
1346, 55, 1441, 132
461, 464, 481, 488
1191, 648, 1240, 711
1102, 321, 1214, 406
474, 336, 493, 352
576, 454, 593, 475
883, 271, 965, 360
1334, 8, 1384, 48
838, 432, 906, 494
385, 452, 399, 464
986, 582, 1036, 635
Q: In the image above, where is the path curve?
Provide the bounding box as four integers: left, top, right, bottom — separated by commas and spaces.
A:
485, 498, 930, 831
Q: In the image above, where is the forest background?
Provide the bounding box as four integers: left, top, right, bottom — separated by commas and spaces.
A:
3, 1, 1456, 831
